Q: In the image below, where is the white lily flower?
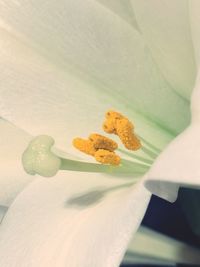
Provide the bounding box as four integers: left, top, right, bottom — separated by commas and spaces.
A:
0, 0, 200, 266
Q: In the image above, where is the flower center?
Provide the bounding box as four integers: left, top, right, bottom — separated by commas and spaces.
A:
73, 134, 120, 165
72, 110, 141, 166
22, 110, 156, 178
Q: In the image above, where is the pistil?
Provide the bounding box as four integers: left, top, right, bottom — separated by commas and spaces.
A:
22, 135, 61, 177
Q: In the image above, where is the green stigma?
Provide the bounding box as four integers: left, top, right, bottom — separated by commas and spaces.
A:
22, 135, 61, 177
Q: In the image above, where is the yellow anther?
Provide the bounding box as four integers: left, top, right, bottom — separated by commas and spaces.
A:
89, 133, 118, 151
116, 118, 141, 150
103, 110, 141, 150
94, 149, 121, 166
73, 134, 121, 165
103, 111, 123, 134
73, 138, 97, 156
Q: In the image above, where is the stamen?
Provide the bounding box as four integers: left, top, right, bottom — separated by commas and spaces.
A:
94, 149, 121, 166
103, 111, 123, 134
73, 133, 120, 165
116, 118, 141, 150
89, 133, 118, 151
73, 138, 97, 156
103, 110, 141, 150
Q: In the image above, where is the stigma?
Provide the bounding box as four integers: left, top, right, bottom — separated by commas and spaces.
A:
22, 135, 61, 177
103, 110, 141, 150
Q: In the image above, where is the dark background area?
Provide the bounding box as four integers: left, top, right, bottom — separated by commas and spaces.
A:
120, 190, 200, 267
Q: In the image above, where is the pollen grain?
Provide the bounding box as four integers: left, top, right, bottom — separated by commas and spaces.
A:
103, 110, 141, 150
72, 138, 97, 156
89, 133, 118, 151
94, 149, 121, 166
73, 134, 121, 165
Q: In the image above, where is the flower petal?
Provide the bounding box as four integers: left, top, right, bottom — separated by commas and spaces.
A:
131, 0, 196, 99
97, 0, 139, 29
0, 119, 34, 206
145, 73, 200, 202
126, 226, 200, 264
0, 173, 150, 267
0, 0, 190, 147
0, 29, 170, 154
145, 123, 200, 202
189, 0, 200, 66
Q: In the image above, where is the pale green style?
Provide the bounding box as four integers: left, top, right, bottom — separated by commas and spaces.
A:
0, 1, 200, 267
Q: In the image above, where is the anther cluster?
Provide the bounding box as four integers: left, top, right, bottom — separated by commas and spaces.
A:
73, 110, 142, 166
73, 133, 120, 165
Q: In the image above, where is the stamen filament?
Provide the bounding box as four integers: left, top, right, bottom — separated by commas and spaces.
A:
140, 146, 158, 159
138, 136, 161, 154
60, 158, 149, 177
118, 148, 153, 165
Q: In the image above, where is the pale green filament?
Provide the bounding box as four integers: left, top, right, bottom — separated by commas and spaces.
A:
22, 135, 61, 177
60, 158, 149, 177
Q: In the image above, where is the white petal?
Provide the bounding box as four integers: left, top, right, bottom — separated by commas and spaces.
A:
0, 119, 34, 206
0, 172, 150, 267
189, 0, 200, 66
145, 73, 200, 202
145, 123, 200, 202
0, 0, 190, 148
131, 0, 196, 99
0, 206, 7, 223
126, 226, 200, 264
97, 0, 139, 29
0, 29, 170, 154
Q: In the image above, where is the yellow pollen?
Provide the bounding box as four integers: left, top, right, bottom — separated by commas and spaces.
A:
103, 111, 123, 134
73, 134, 121, 165
103, 110, 141, 150
89, 133, 118, 151
94, 149, 121, 166
72, 138, 97, 156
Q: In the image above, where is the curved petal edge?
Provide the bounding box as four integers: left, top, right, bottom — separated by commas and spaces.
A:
145, 123, 200, 202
